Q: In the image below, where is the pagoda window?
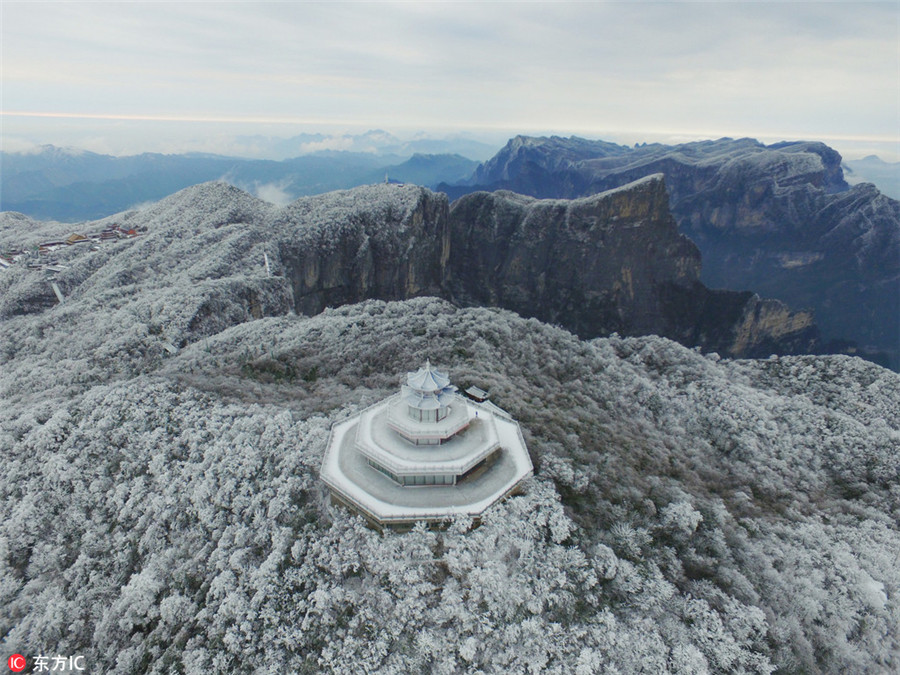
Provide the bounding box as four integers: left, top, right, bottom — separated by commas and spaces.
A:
408, 406, 441, 422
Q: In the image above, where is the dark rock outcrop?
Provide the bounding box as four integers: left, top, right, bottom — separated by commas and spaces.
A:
448, 175, 819, 358
0, 267, 61, 318
273, 184, 450, 316
183, 277, 295, 344
442, 136, 899, 366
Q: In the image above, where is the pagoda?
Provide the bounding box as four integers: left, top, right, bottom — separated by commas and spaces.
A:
320, 361, 533, 528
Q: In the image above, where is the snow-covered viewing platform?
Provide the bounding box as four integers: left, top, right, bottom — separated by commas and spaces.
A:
320, 361, 533, 528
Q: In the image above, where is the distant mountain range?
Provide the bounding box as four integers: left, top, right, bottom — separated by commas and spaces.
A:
843, 155, 900, 200
233, 128, 501, 161
0, 144, 480, 221
439, 135, 900, 368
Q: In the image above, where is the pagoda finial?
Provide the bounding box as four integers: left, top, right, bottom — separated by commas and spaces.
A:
425, 358, 431, 370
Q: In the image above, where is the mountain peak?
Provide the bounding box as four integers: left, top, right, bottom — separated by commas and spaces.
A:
132, 181, 272, 233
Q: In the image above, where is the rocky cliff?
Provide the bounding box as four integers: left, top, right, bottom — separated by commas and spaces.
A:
2, 179, 823, 360
443, 136, 899, 366
448, 175, 819, 358
274, 184, 449, 316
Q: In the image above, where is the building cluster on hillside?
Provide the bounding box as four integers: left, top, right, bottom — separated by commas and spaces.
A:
0, 223, 140, 275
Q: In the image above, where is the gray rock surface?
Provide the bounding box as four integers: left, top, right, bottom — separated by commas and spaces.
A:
443, 136, 899, 366
448, 175, 819, 358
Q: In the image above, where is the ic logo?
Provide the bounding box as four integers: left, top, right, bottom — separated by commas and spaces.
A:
7, 654, 26, 672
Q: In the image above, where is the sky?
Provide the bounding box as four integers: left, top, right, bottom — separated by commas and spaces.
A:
2, 1, 899, 160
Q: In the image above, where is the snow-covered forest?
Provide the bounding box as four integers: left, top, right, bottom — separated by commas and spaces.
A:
1, 184, 898, 673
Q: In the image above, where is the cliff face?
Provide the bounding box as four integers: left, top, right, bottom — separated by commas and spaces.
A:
445, 136, 899, 366
448, 175, 819, 358
692, 182, 899, 361
273, 185, 450, 316
449, 176, 694, 336
463, 136, 848, 203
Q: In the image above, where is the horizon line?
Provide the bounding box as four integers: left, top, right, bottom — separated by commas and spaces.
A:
3, 110, 898, 154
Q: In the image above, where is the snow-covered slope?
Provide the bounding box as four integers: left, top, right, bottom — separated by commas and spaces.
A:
0, 182, 449, 408
1, 288, 898, 672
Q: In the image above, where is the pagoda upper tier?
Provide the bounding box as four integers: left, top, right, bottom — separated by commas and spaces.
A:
401, 360, 456, 418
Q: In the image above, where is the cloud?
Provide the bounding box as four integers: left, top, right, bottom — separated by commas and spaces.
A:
252, 181, 294, 207
0, 138, 43, 154
297, 136, 356, 154
211, 173, 294, 206
127, 200, 159, 212
2, 2, 897, 154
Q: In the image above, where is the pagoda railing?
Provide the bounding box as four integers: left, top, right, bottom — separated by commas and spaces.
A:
385, 394, 471, 441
